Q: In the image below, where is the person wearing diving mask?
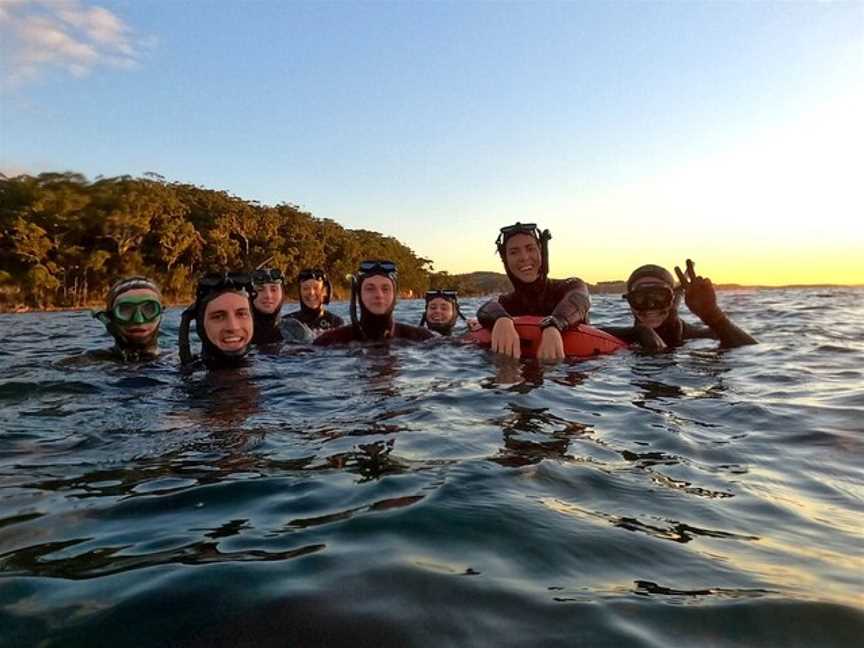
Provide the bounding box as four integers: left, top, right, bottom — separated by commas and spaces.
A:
418, 290, 469, 336
314, 260, 434, 345
249, 268, 314, 346
90, 276, 163, 362
477, 223, 591, 362
179, 272, 258, 370
600, 260, 756, 350
285, 268, 344, 334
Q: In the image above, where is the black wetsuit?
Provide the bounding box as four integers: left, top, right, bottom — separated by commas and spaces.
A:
477, 277, 591, 329
90, 321, 161, 363
286, 307, 344, 333
601, 312, 753, 349
314, 322, 435, 346
604, 262, 757, 349
74, 345, 159, 365
251, 310, 315, 345
601, 317, 715, 348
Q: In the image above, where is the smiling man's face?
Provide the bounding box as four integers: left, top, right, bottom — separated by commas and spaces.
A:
203, 292, 253, 352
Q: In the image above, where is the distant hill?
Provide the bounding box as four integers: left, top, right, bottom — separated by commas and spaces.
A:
432, 272, 860, 297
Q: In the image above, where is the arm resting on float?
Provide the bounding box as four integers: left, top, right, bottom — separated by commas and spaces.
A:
550, 280, 591, 327
477, 299, 511, 329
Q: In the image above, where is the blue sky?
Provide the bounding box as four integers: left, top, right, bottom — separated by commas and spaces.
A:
2, 1, 862, 284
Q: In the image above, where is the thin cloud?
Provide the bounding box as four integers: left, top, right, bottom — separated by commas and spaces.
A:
0, 0, 150, 85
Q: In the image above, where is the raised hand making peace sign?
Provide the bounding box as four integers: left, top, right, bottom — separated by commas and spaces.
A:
674, 259, 722, 325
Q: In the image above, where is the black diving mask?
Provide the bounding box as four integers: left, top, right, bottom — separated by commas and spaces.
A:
425, 289, 458, 302
494, 222, 551, 254
197, 272, 255, 300
298, 268, 326, 282
623, 286, 676, 311
358, 260, 397, 276
252, 268, 284, 285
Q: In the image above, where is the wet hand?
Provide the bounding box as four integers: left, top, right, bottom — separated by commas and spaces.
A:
675, 259, 721, 324
537, 327, 565, 363
467, 318, 483, 332
634, 324, 667, 351
491, 318, 521, 359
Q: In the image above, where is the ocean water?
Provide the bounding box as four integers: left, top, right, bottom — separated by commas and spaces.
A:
1, 289, 862, 647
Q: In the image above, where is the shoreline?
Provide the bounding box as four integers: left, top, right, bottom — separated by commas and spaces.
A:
2, 284, 861, 315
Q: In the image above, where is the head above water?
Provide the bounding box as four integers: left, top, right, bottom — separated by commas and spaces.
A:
252, 267, 284, 316
360, 274, 395, 314
180, 272, 257, 366
419, 289, 463, 334
350, 260, 398, 340
426, 296, 455, 324
624, 264, 680, 329
94, 276, 163, 353
495, 223, 552, 287
298, 268, 332, 312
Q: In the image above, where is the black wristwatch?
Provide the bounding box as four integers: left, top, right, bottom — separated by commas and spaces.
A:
539, 316, 565, 332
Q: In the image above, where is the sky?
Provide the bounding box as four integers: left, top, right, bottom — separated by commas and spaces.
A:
1, 0, 862, 285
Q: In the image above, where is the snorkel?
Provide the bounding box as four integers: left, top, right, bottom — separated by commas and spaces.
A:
179, 272, 257, 368
495, 222, 552, 291
91, 276, 163, 360
349, 260, 398, 341
419, 290, 466, 336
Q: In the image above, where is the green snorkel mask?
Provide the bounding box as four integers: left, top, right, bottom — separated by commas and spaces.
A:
91, 276, 163, 355
111, 296, 163, 324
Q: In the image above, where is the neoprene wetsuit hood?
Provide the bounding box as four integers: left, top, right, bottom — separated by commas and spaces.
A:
180, 274, 257, 369
626, 265, 676, 292
419, 290, 465, 336
92, 276, 162, 358
495, 223, 552, 294
626, 264, 683, 338
350, 261, 398, 341
251, 268, 285, 343
297, 268, 332, 319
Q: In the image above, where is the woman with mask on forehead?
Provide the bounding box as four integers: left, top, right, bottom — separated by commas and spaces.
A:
418, 290, 478, 336
314, 260, 435, 345
285, 268, 344, 335
250, 267, 314, 346
600, 260, 757, 350
88, 276, 164, 363
477, 223, 591, 362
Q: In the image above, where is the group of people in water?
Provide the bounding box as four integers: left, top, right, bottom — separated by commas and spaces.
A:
90, 222, 756, 369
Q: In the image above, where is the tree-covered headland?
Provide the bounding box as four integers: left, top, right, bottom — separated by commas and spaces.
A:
0, 172, 452, 309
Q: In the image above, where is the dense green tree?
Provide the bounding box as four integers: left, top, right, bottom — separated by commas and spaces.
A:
0, 172, 449, 309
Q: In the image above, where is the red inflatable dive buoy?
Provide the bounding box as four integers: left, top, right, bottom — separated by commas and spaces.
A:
466, 316, 627, 358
